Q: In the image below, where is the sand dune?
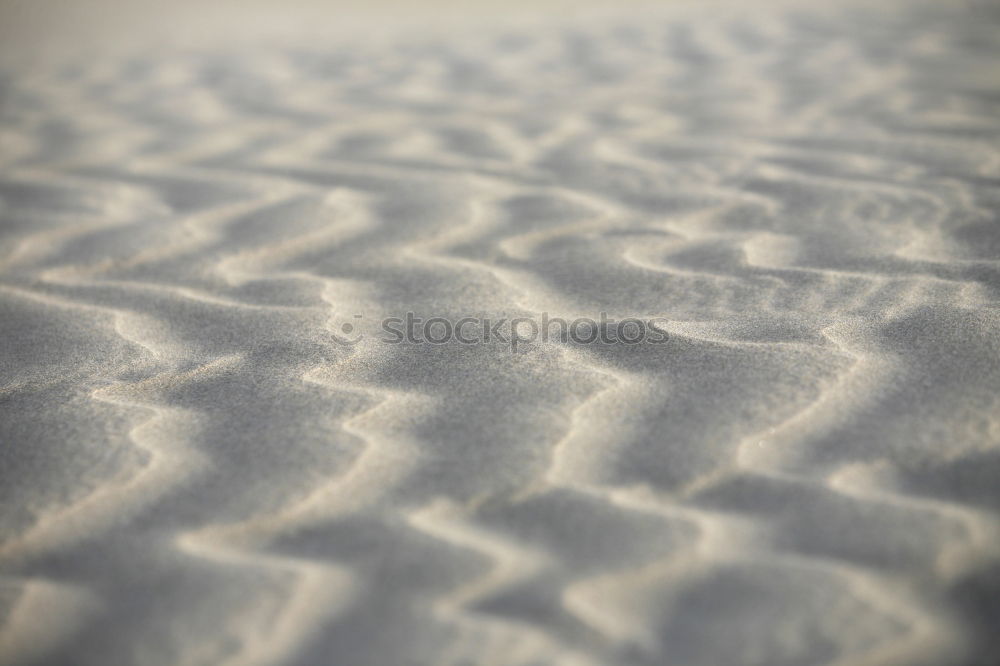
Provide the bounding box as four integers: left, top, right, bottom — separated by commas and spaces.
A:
1, 1, 999, 664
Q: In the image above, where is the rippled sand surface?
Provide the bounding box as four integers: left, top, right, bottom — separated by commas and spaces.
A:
2, 1, 1000, 664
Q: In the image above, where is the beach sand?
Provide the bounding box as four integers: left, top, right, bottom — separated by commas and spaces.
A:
1, 1, 1000, 664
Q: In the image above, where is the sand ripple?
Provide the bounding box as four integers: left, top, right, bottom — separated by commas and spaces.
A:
2, 2, 999, 664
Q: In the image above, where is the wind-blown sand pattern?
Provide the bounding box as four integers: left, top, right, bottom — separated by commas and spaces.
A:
2, 1, 1000, 664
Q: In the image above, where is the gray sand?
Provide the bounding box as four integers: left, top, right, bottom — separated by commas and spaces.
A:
1, 1, 1000, 664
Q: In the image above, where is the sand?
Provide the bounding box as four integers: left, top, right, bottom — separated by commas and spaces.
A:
1, 1, 1000, 664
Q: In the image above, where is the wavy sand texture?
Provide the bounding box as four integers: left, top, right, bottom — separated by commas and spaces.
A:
1, 1, 999, 665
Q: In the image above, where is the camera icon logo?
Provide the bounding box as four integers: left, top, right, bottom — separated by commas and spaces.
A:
331, 313, 364, 345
